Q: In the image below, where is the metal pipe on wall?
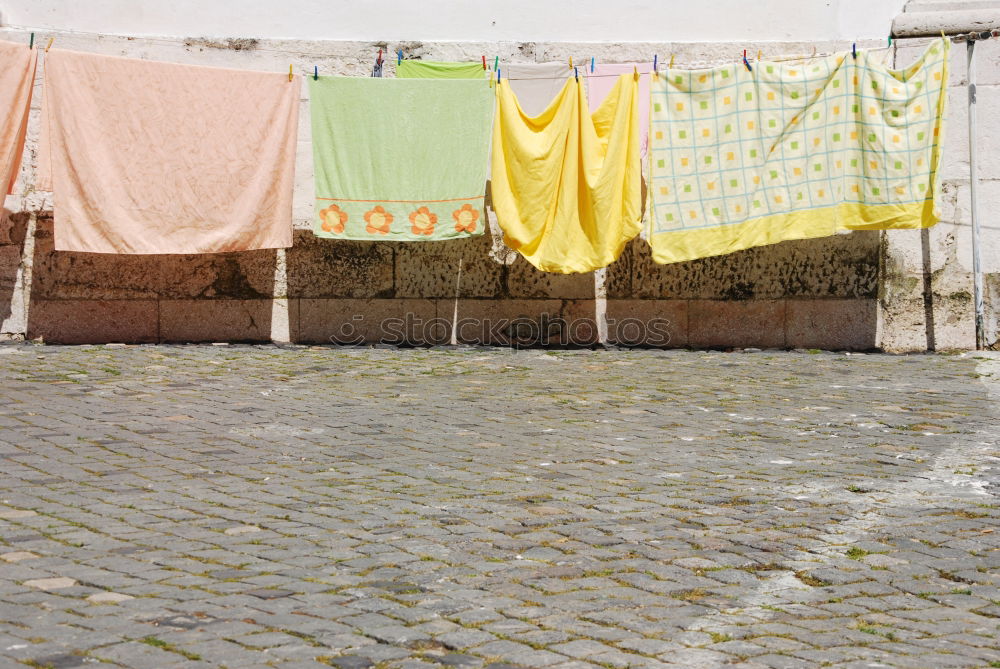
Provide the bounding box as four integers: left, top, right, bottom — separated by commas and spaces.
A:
968, 38, 986, 350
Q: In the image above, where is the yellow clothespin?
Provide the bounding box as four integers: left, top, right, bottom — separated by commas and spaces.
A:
669, 54, 675, 68
288, 64, 293, 82
45, 37, 54, 52
568, 56, 573, 70
757, 49, 762, 61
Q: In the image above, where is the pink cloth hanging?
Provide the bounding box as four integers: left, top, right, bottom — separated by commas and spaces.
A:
0, 40, 38, 195
38, 48, 299, 254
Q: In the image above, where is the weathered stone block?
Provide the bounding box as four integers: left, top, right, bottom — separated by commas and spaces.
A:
785, 299, 878, 350
297, 298, 437, 344
27, 299, 158, 343
30, 219, 162, 300
621, 234, 879, 301
159, 299, 273, 342
689, 299, 786, 348
605, 299, 688, 348
506, 257, 595, 299
158, 251, 278, 299
286, 232, 395, 299
448, 298, 597, 346
395, 234, 504, 299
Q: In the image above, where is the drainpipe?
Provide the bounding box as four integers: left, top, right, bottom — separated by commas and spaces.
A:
967, 37, 985, 349
893, 10, 1000, 350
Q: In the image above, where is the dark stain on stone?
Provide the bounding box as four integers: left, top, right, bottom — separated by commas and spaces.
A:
207, 257, 269, 299
184, 37, 260, 51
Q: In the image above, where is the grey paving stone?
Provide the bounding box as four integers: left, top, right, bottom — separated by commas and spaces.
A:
0, 346, 997, 669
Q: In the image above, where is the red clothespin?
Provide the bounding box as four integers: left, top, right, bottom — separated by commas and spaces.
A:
482, 55, 487, 70
743, 49, 752, 72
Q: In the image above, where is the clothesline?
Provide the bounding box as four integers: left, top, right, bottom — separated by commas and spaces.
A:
3, 33, 950, 272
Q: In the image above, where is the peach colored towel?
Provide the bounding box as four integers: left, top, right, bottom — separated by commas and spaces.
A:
0, 41, 37, 195
38, 49, 299, 254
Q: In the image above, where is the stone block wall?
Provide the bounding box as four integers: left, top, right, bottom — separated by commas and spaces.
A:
881, 35, 1000, 351
0, 29, 988, 349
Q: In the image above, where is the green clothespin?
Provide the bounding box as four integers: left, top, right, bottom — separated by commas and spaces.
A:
29, 33, 34, 49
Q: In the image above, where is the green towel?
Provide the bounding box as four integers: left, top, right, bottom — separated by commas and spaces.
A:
310, 77, 495, 240
396, 60, 487, 79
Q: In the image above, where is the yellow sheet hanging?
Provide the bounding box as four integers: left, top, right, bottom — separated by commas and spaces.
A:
647, 38, 949, 264
490, 72, 642, 274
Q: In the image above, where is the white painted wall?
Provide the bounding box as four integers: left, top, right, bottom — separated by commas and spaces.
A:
1, 0, 907, 43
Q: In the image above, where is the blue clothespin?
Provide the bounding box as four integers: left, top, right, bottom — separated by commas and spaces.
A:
590, 57, 595, 73
497, 67, 501, 83
852, 43, 857, 59
743, 50, 752, 72
574, 66, 578, 81
653, 54, 658, 72
313, 65, 318, 80
397, 49, 403, 65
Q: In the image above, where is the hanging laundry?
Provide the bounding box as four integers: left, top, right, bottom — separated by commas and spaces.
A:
0, 41, 37, 195
647, 38, 949, 265
491, 72, 642, 274
503, 63, 586, 117
588, 63, 652, 159
310, 77, 494, 241
37, 49, 298, 254
397, 60, 487, 79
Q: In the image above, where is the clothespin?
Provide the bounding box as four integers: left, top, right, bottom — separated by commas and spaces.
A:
591, 57, 595, 73
377, 48, 383, 66
852, 42, 856, 59
574, 66, 578, 81
757, 49, 762, 61
29, 33, 34, 49
313, 65, 318, 81
494, 56, 498, 71
743, 49, 752, 72
288, 64, 293, 82
653, 54, 658, 72
497, 67, 501, 83
669, 54, 675, 68
482, 55, 486, 70
888, 34, 892, 47
45, 37, 54, 52
569, 56, 573, 70
397, 49, 403, 65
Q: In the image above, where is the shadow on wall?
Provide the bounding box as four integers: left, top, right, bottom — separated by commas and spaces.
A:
0, 210, 29, 329
22, 216, 882, 350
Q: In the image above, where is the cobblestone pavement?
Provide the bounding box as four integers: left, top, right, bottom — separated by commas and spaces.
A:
0, 345, 998, 669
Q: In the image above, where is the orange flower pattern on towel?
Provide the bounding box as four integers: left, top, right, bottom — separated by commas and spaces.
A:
364, 205, 393, 235
409, 206, 438, 235
319, 204, 348, 234
452, 203, 479, 233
